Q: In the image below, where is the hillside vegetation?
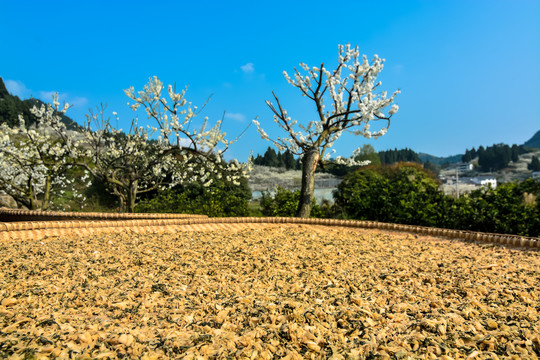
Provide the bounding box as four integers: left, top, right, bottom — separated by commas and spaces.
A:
0, 77, 79, 129
524, 130, 540, 149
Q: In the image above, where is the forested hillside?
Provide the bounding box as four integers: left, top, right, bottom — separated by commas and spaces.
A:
462, 144, 532, 172
0, 77, 79, 129
524, 130, 540, 149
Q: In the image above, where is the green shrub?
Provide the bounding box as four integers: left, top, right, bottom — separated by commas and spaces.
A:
334, 163, 445, 226
260, 187, 322, 217
447, 180, 539, 236
135, 177, 251, 217
334, 163, 540, 236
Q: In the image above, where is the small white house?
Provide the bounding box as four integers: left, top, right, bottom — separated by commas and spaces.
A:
533, 171, 540, 180
471, 176, 497, 189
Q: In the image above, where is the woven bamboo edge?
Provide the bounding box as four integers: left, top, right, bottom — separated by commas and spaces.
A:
1, 213, 538, 249
0, 209, 207, 222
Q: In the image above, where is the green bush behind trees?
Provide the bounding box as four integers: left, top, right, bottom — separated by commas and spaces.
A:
333, 163, 540, 237
334, 163, 448, 227
447, 180, 540, 236
260, 187, 325, 218
135, 177, 251, 217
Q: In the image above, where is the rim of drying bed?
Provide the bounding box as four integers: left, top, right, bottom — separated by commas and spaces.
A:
0, 209, 538, 249
0, 208, 207, 221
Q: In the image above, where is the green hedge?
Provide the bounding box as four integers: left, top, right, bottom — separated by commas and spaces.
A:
334, 163, 539, 237
260, 187, 326, 218
135, 177, 251, 217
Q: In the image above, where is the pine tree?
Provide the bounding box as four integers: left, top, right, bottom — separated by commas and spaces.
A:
511, 144, 519, 162
262, 147, 278, 167
528, 156, 540, 171
283, 149, 297, 170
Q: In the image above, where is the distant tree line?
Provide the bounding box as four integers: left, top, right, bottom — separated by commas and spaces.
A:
255, 141, 539, 178
254, 145, 425, 172
253, 147, 301, 170
378, 147, 421, 164
254, 145, 445, 177
462, 144, 532, 172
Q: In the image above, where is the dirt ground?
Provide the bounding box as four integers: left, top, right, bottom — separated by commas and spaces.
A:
1, 225, 539, 359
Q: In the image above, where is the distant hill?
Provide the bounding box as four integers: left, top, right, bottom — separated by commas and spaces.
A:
0, 77, 79, 130
418, 153, 462, 165
524, 130, 540, 150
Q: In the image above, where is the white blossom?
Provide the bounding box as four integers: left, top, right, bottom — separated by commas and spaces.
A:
0, 77, 250, 212
255, 43, 399, 161
254, 44, 399, 215
0, 94, 79, 210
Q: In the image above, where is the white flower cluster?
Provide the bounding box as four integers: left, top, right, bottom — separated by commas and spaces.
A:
334, 146, 373, 167
0, 78, 251, 212
253, 44, 400, 164
75, 77, 251, 211
0, 94, 89, 210
123, 77, 250, 183
124, 76, 232, 151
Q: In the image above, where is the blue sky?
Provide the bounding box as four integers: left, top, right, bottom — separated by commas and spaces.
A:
1, 0, 538, 162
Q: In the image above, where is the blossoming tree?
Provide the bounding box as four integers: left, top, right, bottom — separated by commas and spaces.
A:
253, 44, 400, 217
0, 96, 87, 210
76, 77, 249, 212
0, 77, 249, 213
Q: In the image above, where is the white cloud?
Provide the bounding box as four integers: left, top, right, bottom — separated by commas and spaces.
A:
178, 137, 194, 148
240, 63, 255, 74
39, 90, 58, 100
4, 79, 31, 98
225, 112, 246, 122
39, 91, 88, 108
4, 80, 88, 109
69, 96, 89, 108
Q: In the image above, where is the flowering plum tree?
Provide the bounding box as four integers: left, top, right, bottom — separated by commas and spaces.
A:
77, 77, 249, 212
76, 108, 170, 212
253, 44, 400, 217
0, 96, 87, 210
0, 77, 249, 213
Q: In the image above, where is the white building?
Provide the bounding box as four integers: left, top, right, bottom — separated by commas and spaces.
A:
469, 176, 497, 189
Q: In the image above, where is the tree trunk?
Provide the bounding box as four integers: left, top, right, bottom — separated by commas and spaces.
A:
111, 183, 126, 213
27, 178, 37, 210
118, 197, 124, 212
296, 148, 319, 217
42, 174, 52, 211
127, 180, 138, 213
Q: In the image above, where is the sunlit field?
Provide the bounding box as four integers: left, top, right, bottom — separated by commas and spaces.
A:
1, 225, 539, 359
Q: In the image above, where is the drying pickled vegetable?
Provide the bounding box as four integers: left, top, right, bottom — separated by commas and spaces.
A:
0, 225, 538, 359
